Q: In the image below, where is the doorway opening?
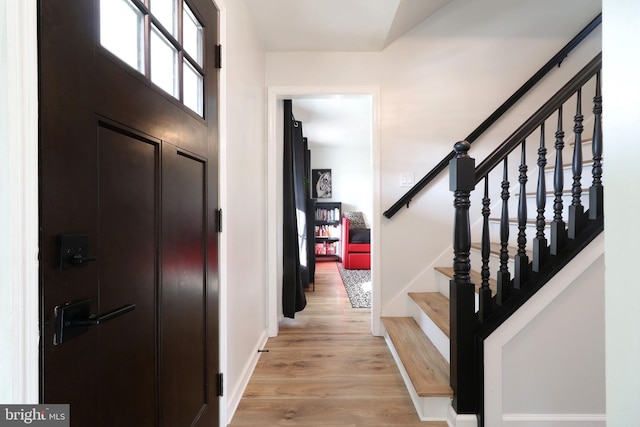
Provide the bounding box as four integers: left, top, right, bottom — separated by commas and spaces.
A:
266, 86, 382, 338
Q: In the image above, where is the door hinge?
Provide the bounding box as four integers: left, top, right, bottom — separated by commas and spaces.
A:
217, 372, 224, 397
215, 44, 222, 69
216, 209, 222, 233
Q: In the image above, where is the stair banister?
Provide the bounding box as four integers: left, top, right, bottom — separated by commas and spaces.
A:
448, 141, 478, 414
384, 14, 601, 219
589, 71, 603, 219
449, 52, 603, 424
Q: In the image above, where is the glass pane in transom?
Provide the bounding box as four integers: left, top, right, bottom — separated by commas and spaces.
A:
183, 3, 204, 67
183, 59, 204, 116
99, 0, 145, 73
150, 0, 179, 38
150, 25, 179, 99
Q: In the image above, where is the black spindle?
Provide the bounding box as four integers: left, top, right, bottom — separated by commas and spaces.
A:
533, 123, 549, 272
514, 141, 529, 289
449, 141, 477, 414
550, 106, 567, 255
496, 157, 511, 305
479, 177, 492, 322
589, 71, 604, 219
568, 88, 586, 238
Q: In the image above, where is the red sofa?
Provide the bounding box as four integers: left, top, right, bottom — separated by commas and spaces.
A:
341, 216, 371, 270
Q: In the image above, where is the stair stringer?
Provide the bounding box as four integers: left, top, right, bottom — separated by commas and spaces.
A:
483, 233, 605, 426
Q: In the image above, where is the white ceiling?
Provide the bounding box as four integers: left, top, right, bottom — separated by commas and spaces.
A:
245, 0, 451, 147
292, 96, 373, 148
244, 0, 451, 52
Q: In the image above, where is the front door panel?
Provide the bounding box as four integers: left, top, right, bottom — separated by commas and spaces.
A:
97, 124, 159, 426
39, 1, 219, 425
161, 147, 207, 426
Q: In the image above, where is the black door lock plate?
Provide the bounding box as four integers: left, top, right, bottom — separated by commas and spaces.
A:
57, 234, 97, 269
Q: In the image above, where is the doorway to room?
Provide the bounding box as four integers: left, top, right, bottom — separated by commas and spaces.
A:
266, 87, 381, 337
292, 97, 373, 311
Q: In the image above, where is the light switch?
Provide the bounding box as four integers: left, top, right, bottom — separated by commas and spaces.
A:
399, 172, 415, 188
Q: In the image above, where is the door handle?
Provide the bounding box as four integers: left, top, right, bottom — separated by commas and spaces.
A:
68, 304, 136, 326
54, 299, 136, 345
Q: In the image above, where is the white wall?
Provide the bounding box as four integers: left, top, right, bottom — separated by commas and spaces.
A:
485, 235, 605, 426
310, 145, 373, 224
0, 0, 39, 404
602, 1, 640, 426
216, 0, 269, 423
266, 0, 602, 319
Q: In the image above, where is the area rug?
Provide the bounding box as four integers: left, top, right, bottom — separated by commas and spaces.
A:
336, 263, 371, 308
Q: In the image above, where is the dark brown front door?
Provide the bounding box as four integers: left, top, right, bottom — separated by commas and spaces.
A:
38, 1, 219, 426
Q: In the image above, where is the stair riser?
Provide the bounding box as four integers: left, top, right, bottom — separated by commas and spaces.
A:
433, 272, 479, 311
513, 193, 572, 226
410, 302, 450, 364
541, 162, 594, 192
470, 247, 514, 280
487, 220, 541, 251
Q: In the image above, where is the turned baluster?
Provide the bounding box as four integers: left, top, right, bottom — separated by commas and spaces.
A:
514, 141, 529, 289
568, 88, 586, 238
589, 71, 604, 219
533, 123, 549, 272
479, 176, 492, 322
550, 106, 567, 255
496, 157, 511, 305
449, 140, 477, 413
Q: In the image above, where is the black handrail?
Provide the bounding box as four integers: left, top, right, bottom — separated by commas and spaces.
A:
383, 14, 601, 219
474, 53, 601, 182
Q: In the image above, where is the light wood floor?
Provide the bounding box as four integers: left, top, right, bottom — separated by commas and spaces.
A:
228, 261, 447, 427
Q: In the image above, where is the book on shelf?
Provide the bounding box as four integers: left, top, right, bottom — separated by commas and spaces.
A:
315, 207, 341, 222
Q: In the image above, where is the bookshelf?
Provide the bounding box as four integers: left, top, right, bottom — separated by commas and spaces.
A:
314, 202, 341, 261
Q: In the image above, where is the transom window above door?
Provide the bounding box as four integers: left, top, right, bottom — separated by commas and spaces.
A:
100, 0, 205, 117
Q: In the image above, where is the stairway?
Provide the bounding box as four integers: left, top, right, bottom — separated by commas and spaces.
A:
382, 131, 599, 423
381, 244, 503, 422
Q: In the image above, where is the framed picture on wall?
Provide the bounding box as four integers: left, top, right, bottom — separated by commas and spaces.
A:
312, 169, 332, 199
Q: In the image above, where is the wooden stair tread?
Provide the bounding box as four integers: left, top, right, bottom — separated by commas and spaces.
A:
382, 317, 453, 398
434, 266, 497, 295
470, 241, 533, 260
408, 292, 450, 338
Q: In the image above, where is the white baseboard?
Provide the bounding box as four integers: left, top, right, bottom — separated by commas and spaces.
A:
502, 413, 606, 426
225, 329, 269, 424
447, 405, 478, 427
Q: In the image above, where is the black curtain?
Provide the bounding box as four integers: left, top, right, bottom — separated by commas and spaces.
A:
304, 140, 316, 284
282, 100, 307, 318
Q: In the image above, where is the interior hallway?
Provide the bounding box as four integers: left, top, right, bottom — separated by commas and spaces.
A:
228, 261, 447, 426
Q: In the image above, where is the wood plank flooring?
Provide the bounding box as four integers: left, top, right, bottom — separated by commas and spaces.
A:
228, 261, 447, 427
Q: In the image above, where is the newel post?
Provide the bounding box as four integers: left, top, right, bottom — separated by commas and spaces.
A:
449, 141, 478, 414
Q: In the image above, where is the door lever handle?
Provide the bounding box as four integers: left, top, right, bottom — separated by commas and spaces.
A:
70, 253, 97, 266
68, 304, 136, 326
54, 299, 136, 345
